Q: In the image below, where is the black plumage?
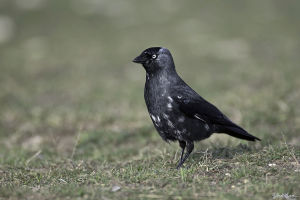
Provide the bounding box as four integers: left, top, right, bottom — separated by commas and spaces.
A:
133, 47, 260, 169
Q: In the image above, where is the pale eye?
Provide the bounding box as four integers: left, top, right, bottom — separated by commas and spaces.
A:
152, 54, 157, 59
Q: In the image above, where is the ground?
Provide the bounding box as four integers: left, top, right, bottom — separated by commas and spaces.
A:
0, 0, 299, 199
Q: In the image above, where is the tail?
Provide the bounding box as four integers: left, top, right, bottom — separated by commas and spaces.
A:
217, 125, 261, 141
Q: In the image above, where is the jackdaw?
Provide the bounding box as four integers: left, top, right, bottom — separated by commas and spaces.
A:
133, 47, 260, 169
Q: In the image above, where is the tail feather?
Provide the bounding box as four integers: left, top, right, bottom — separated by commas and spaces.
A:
217, 125, 261, 141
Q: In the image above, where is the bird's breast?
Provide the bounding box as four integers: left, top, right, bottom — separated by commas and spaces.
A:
144, 84, 174, 113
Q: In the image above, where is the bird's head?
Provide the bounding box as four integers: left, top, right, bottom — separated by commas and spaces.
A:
133, 47, 175, 74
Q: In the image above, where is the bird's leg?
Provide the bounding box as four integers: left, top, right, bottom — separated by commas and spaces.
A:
176, 142, 194, 169
178, 140, 186, 162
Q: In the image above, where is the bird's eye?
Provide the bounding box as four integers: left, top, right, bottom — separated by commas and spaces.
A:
152, 54, 157, 59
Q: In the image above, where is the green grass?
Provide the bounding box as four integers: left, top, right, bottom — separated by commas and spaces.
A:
0, 0, 299, 199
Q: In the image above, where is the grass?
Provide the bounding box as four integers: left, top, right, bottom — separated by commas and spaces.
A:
0, 0, 299, 199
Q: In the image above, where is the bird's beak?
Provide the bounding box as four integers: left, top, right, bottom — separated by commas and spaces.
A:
132, 54, 146, 64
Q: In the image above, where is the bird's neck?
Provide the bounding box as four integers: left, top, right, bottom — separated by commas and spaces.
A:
146, 68, 178, 84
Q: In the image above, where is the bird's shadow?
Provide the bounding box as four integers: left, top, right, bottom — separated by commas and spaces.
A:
191, 143, 254, 160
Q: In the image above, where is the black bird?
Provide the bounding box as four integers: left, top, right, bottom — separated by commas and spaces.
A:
133, 47, 260, 169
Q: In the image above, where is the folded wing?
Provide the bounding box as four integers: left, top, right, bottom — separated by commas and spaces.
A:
171, 86, 260, 141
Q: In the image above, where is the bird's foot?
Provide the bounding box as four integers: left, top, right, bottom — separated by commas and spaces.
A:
176, 160, 184, 169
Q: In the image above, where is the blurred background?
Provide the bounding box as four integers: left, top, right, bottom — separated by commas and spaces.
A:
0, 0, 299, 158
